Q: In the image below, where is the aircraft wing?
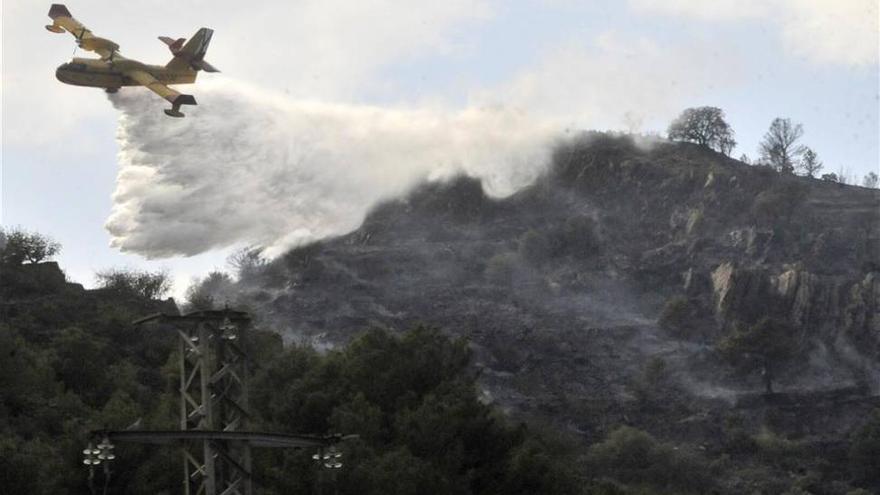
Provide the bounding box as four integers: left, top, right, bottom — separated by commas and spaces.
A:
125, 69, 197, 117
46, 4, 120, 60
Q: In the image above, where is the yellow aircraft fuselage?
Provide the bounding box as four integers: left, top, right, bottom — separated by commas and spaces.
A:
46, 3, 217, 116
55, 57, 196, 90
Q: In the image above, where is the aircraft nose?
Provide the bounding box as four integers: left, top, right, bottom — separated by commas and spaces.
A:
55, 64, 70, 83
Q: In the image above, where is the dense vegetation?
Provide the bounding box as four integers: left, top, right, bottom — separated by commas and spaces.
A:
0, 232, 584, 494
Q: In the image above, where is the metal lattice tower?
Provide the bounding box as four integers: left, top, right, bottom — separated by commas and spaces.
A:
84, 309, 351, 495
172, 309, 253, 495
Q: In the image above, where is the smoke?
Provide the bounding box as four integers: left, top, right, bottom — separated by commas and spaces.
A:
106, 80, 560, 258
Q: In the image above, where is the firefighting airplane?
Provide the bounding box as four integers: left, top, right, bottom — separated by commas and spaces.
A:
45, 4, 218, 117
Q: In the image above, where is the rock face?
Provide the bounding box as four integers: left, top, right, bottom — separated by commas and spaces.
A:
224, 133, 879, 455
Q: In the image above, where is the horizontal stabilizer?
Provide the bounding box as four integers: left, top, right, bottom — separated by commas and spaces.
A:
192, 59, 220, 73
159, 36, 186, 54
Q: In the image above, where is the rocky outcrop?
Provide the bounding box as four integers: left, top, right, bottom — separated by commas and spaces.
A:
844, 272, 880, 355
710, 262, 773, 325
705, 260, 880, 360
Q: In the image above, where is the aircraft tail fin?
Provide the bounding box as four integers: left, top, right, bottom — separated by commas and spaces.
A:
48, 4, 72, 19
165, 28, 219, 73
46, 4, 72, 32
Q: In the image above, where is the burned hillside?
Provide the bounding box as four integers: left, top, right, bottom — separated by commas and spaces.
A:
202, 132, 880, 493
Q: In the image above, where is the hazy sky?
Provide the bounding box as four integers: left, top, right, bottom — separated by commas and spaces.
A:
2, 0, 878, 299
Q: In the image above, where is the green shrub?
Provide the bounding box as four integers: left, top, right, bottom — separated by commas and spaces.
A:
753, 427, 807, 470
658, 296, 700, 340
586, 426, 713, 493
849, 408, 880, 486
95, 267, 172, 299
642, 357, 668, 387
556, 215, 600, 259
515, 216, 600, 267
519, 230, 551, 266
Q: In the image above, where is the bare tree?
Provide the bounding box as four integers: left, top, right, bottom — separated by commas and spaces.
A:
719, 134, 736, 156
759, 118, 804, 174
0, 227, 61, 265
837, 166, 852, 185
798, 147, 823, 178
863, 172, 879, 189
739, 153, 752, 165
667, 106, 737, 155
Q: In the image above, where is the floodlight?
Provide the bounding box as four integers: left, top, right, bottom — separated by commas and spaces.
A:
220, 317, 238, 340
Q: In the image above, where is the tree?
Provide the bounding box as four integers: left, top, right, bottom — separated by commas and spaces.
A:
739, 153, 752, 165
718, 317, 797, 394
252, 327, 583, 495
719, 134, 736, 156
821, 173, 839, 182
798, 147, 823, 178
227, 246, 268, 282
667, 106, 737, 155
95, 267, 172, 299
0, 227, 61, 265
759, 118, 804, 174
185, 271, 236, 310
862, 172, 879, 189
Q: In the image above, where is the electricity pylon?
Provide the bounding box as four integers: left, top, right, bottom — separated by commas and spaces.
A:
86, 308, 349, 495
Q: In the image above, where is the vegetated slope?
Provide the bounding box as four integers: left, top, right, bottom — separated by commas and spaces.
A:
1, 258, 584, 494
218, 132, 880, 493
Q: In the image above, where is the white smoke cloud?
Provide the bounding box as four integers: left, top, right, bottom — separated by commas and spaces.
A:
106, 80, 559, 258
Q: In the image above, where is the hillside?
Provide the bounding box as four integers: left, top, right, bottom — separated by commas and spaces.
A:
1, 255, 588, 494
213, 132, 880, 493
